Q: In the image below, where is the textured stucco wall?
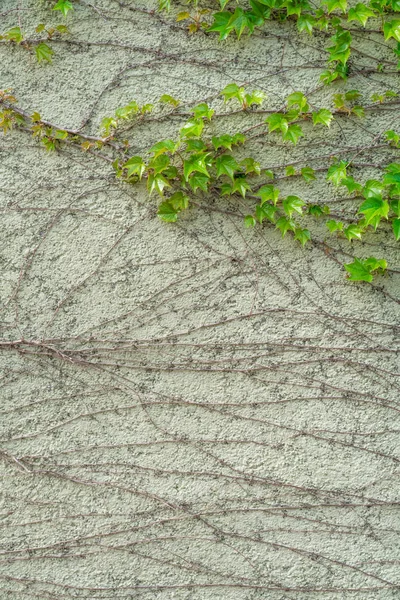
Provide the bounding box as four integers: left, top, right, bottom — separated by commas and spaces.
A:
1, 1, 399, 599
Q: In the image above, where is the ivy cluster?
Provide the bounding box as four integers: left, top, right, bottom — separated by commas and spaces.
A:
160, 0, 400, 82
1, 81, 399, 282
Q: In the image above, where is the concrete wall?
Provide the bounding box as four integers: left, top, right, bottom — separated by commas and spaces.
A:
1, 1, 399, 598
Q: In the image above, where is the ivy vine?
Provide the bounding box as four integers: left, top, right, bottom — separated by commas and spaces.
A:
0, 0, 399, 283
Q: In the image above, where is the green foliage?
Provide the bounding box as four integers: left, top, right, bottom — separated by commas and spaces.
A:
344, 257, 387, 282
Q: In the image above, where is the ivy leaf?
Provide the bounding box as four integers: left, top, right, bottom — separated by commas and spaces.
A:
341, 176, 363, 194
183, 152, 211, 181
255, 203, 278, 223
383, 163, 400, 188
241, 157, 261, 175
216, 155, 240, 180
232, 177, 252, 198
384, 20, 400, 42
344, 257, 387, 282
276, 217, 296, 237
149, 139, 177, 158
157, 201, 178, 222
159, 94, 180, 107
188, 173, 209, 193
244, 215, 256, 228
326, 219, 343, 232
344, 223, 364, 240
212, 134, 237, 151
169, 191, 189, 211
301, 166, 316, 182
297, 14, 315, 34
220, 83, 245, 104
208, 11, 233, 40
180, 118, 204, 138
362, 179, 384, 198
327, 161, 347, 185
123, 156, 146, 180
283, 124, 303, 145
266, 113, 288, 134
286, 165, 296, 177
228, 7, 263, 39
283, 195, 305, 216
324, 0, 347, 14
256, 184, 280, 205
148, 154, 170, 174
177, 11, 190, 21
147, 173, 170, 196
312, 108, 333, 127
348, 3, 376, 26
4, 27, 24, 43
287, 91, 309, 112
53, 0, 74, 16
193, 103, 214, 120
359, 197, 389, 228
294, 227, 311, 246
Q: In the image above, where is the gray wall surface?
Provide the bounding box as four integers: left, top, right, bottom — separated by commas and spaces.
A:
1, 1, 399, 598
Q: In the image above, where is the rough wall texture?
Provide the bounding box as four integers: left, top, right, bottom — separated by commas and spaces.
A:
1, 1, 399, 599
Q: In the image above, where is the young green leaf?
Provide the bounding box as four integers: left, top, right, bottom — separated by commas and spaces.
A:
256, 184, 280, 205
53, 0, 74, 17
216, 155, 240, 180
283, 195, 305, 217
294, 227, 311, 246
35, 43, 54, 63
312, 108, 333, 127
327, 161, 347, 186
158, 201, 178, 222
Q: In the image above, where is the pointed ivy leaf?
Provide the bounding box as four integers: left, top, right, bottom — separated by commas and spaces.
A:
327, 161, 348, 186
53, 0, 74, 16
212, 134, 234, 150
294, 227, 311, 246
208, 11, 233, 40
186, 139, 207, 152
148, 154, 170, 174
276, 217, 296, 237
188, 173, 209, 193
359, 197, 389, 227
169, 191, 189, 210
256, 184, 280, 205
341, 176, 363, 194
383, 163, 400, 186
324, 0, 347, 15
183, 152, 211, 181
241, 157, 261, 175
344, 223, 364, 240
149, 139, 177, 158
312, 108, 333, 127
301, 166, 316, 182
285, 165, 296, 177
363, 179, 384, 198
193, 103, 214, 120
158, 201, 178, 222
220, 83, 245, 104
159, 94, 180, 107
384, 20, 400, 42
180, 118, 204, 138
147, 173, 170, 196
244, 215, 256, 228
35, 42, 54, 63
297, 14, 315, 34
283, 195, 305, 216
287, 91, 309, 112
348, 3, 376, 26
255, 203, 278, 223
283, 124, 304, 145
124, 156, 146, 180
216, 155, 240, 180
5, 27, 24, 43
344, 258, 373, 282
266, 113, 288, 133
232, 177, 252, 198
326, 219, 343, 232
